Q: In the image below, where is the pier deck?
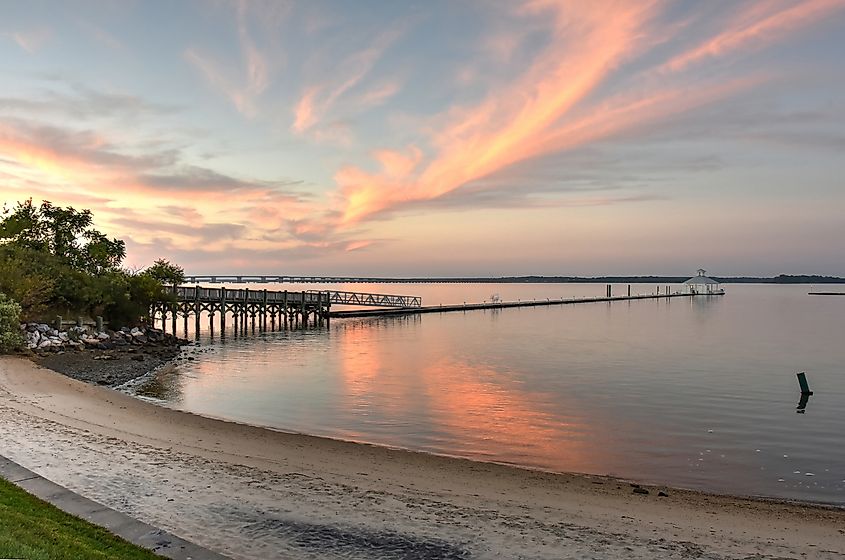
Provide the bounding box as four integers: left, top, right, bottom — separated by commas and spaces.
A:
329, 291, 717, 318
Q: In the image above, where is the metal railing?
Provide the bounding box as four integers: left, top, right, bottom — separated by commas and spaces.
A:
313, 290, 422, 308
172, 286, 421, 308
173, 286, 322, 304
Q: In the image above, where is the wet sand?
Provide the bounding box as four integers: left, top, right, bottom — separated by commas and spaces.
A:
1, 356, 842, 559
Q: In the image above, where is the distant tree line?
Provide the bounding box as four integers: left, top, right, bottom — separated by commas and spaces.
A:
393, 275, 845, 284
0, 199, 185, 350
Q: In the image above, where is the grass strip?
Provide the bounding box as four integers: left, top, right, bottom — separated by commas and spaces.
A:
0, 477, 160, 559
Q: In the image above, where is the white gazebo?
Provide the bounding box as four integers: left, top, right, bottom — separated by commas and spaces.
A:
683, 269, 724, 295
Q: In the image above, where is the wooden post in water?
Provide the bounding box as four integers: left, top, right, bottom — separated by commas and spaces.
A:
627, 284, 631, 297
220, 288, 226, 335
242, 288, 249, 334
283, 290, 289, 329
195, 288, 201, 335
262, 289, 268, 330
326, 297, 330, 328
317, 291, 323, 327
301, 290, 306, 328
797, 372, 813, 395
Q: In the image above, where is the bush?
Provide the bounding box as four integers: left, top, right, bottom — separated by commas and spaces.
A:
0, 293, 24, 353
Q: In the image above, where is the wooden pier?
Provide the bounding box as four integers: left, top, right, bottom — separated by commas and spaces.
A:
152, 285, 723, 336
152, 286, 331, 335
151, 286, 423, 335
329, 291, 720, 318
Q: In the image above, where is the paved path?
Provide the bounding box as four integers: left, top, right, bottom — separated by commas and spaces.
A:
0, 455, 231, 560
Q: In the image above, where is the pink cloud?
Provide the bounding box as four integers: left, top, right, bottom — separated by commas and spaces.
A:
337, 2, 662, 222
5, 27, 51, 53
663, 0, 845, 72
332, 0, 843, 225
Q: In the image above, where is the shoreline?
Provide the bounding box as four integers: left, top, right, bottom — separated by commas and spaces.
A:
2, 356, 843, 559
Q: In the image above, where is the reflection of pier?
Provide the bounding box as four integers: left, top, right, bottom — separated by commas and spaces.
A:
152, 285, 422, 334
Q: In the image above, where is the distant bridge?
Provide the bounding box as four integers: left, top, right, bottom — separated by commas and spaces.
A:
184, 274, 446, 284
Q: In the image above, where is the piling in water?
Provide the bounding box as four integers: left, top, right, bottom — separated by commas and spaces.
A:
796, 372, 813, 395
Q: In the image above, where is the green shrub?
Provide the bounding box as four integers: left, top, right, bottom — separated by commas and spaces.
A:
0, 293, 24, 353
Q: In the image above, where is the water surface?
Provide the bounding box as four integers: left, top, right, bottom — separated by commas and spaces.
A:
133, 283, 845, 504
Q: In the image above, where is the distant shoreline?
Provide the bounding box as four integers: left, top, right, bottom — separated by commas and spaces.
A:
185, 274, 845, 284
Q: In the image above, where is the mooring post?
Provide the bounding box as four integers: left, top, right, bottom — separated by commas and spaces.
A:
283, 290, 289, 329
317, 291, 323, 327
262, 289, 268, 330
195, 288, 202, 335
797, 372, 813, 395
326, 297, 331, 328
243, 288, 249, 334
96, 316, 103, 332
627, 285, 631, 297
220, 288, 227, 334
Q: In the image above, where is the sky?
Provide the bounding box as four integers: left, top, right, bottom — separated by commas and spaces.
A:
1, 0, 844, 277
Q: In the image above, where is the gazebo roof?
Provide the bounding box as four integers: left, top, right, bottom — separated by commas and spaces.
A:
684, 269, 720, 285
684, 276, 720, 285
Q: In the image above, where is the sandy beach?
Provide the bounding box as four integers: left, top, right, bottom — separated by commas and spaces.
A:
0, 356, 842, 559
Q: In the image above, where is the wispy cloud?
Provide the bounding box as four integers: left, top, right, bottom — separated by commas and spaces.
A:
336, 2, 662, 223
0, 83, 179, 121
663, 0, 845, 73
4, 27, 51, 53
184, 1, 281, 117
291, 26, 405, 136
331, 0, 844, 225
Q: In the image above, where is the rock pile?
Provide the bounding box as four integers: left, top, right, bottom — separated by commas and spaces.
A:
21, 323, 183, 352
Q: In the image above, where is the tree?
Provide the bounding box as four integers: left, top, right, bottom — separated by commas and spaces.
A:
0, 293, 24, 353
0, 200, 183, 326
0, 199, 125, 273
143, 259, 185, 286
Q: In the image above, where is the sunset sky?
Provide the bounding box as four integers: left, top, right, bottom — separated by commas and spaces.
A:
1, 0, 844, 276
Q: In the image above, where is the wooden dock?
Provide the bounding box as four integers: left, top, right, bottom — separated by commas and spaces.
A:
153, 285, 722, 336
328, 291, 718, 318
152, 286, 423, 335
152, 286, 331, 334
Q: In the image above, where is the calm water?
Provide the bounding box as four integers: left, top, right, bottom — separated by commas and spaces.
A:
133, 283, 845, 504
